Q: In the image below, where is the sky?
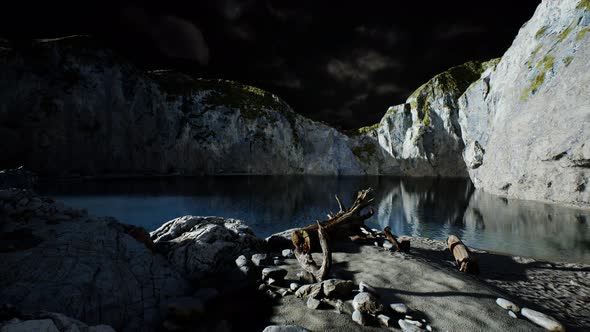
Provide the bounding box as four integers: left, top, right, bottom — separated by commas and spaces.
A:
0, 0, 541, 129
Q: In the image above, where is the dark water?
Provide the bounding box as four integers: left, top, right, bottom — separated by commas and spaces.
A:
38, 176, 590, 263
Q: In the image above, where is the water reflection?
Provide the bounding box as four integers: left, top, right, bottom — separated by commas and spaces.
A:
38, 176, 590, 263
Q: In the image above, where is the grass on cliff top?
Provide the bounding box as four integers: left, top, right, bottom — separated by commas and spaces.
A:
150, 71, 292, 117
347, 123, 381, 137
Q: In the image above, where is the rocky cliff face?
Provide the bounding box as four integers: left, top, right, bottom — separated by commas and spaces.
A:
459, 0, 590, 207
0, 36, 368, 176
366, 60, 496, 177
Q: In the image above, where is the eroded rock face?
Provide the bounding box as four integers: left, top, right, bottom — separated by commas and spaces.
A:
459, 0, 590, 207
150, 215, 266, 280
367, 60, 496, 177
0, 189, 192, 331
0, 36, 366, 177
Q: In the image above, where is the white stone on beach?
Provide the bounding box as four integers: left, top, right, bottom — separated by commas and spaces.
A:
390, 303, 409, 314
496, 298, 520, 312
521, 308, 565, 332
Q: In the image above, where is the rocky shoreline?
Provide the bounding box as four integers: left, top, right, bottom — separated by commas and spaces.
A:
1, 180, 588, 331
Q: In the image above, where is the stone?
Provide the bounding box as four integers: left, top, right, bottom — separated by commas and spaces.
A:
352, 310, 368, 326
321, 298, 354, 315
274, 259, 284, 266
277, 288, 290, 297
306, 297, 321, 310
235, 255, 249, 268
295, 283, 323, 299
322, 279, 354, 299
282, 249, 295, 258
166, 297, 205, 321
398, 319, 424, 332
262, 325, 310, 332
151, 215, 265, 280
405, 319, 424, 328
290, 283, 300, 291
378, 314, 392, 327
496, 298, 520, 312
265, 289, 279, 300
508, 310, 518, 319
352, 292, 384, 315
252, 253, 269, 266
0, 190, 191, 331
359, 281, 378, 296
261, 267, 288, 281
193, 288, 219, 305
383, 241, 394, 250
390, 303, 409, 315
521, 308, 565, 332
426, 324, 433, 332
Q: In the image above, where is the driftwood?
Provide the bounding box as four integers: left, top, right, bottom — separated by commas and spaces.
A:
383, 227, 410, 253
447, 235, 479, 273
291, 188, 374, 282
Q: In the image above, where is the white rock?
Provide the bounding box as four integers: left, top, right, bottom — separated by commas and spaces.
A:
352, 310, 368, 326
282, 249, 295, 258
508, 310, 518, 319
378, 314, 392, 327
290, 283, 300, 291
398, 319, 424, 332
521, 308, 565, 332
252, 253, 269, 266
352, 292, 384, 314
496, 298, 520, 312
390, 303, 409, 314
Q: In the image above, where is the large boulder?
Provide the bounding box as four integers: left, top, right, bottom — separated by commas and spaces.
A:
0, 36, 366, 177
370, 60, 497, 177
0, 309, 115, 332
151, 216, 266, 280
458, 0, 590, 207
0, 189, 192, 331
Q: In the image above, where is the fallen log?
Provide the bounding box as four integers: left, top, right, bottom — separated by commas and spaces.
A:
291, 188, 375, 282
447, 235, 479, 273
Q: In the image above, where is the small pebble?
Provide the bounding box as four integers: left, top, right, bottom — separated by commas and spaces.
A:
496, 298, 520, 312
390, 303, 409, 314
258, 284, 267, 292
282, 249, 295, 258
405, 319, 423, 328
508, 310, 518, 319
426, 324, 433, 332
290, 283, 300, 291
252, 253, 269, 266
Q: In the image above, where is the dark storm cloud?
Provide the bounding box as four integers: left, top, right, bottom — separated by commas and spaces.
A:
120, 7, 209, 65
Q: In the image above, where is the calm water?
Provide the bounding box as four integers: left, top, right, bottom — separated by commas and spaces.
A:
38, 176, 590, 263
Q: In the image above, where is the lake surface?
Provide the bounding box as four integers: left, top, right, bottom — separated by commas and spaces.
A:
38, 176, 590, 263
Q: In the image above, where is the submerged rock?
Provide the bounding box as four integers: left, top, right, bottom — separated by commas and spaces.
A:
151, 215, 265, 280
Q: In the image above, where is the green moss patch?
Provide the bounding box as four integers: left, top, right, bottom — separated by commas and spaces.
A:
564, 56, 574, 67
558, 24, 573, 42
576, 27, 590, 41
521, 55, 555, 101
348, 123, 381, 137
577, 0, 590, 11
352, 142, 377, 164
535, 25, 550, 39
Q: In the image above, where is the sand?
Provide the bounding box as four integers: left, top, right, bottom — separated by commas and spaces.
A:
262, 237, 589, 332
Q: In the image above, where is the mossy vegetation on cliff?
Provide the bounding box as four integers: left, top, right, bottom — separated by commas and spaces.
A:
352, 142, 377, 164
347, 123, 381, 137
521, 55, 555, 101
577, 0, 590, 11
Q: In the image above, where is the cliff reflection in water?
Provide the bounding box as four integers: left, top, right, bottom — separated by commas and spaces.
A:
39, 176, 590, 263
